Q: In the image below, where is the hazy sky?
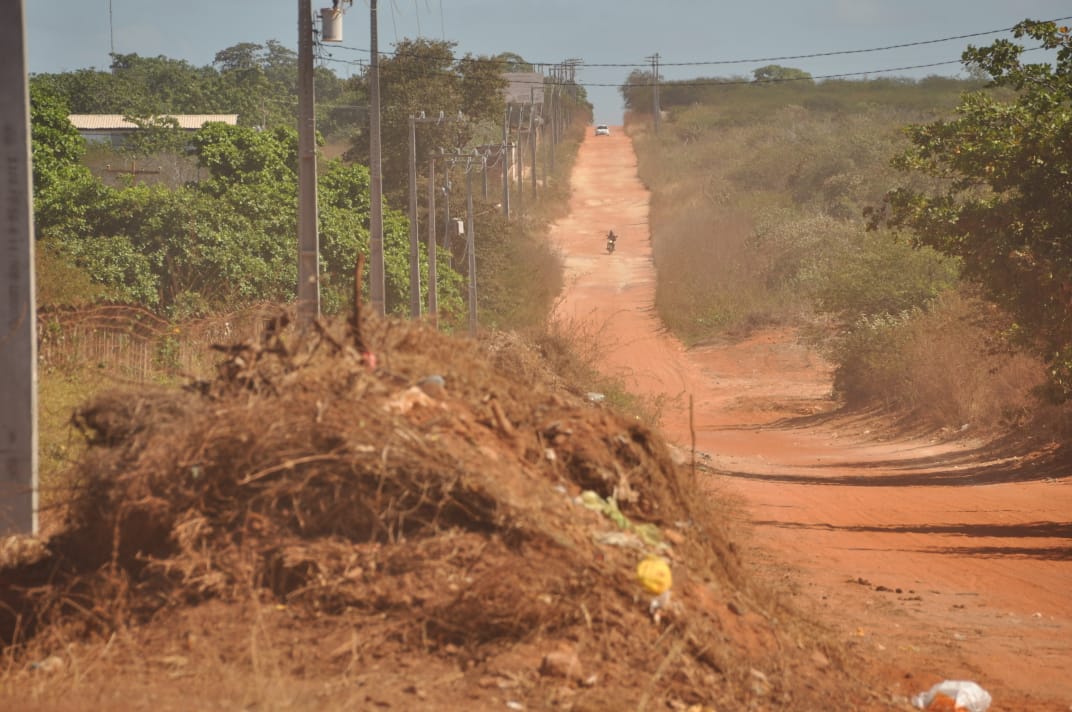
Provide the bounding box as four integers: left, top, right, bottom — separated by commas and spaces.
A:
25, 1, 1072, 122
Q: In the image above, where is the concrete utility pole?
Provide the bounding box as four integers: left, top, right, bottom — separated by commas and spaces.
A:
438, 152, 482, 335
407, 112, 465, 319
465, 161, 477, 337
368, 0, 386, 315
407, 115, 419, 317
480, 151, 488, 201
530, 90, 539, 195
548, 82, 557, 175
501, 106, 511, 219
426, 157, 437, 326
296, 0, 320, 326
0, 0, 38, 536
515, 106, 523, 212
442, 153, 452, 259
646, 53, 661, 134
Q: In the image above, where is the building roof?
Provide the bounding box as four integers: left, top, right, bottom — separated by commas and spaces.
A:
67, 114, 239, 130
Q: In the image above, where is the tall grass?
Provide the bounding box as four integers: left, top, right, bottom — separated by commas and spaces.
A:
829, 292, 1045, 431
629, 76, 1061, 431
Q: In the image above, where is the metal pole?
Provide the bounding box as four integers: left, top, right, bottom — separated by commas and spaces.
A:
466, 165, 477, 337
407, 115, 420, 317
427, 157, 437, 327
297, 0, 320, 326
0, 0, 38, 535
369, 0, 386, 315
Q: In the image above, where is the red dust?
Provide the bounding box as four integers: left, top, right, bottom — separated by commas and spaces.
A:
551, 125, 1072, 710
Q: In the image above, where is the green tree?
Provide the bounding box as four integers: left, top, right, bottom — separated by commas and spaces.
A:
345, 38, 506, 198
212, 40, 300, 129
29, 84, 108, 240
619, 69, 653, 112
872, 20, 1072, 397
752, 65, 813, 84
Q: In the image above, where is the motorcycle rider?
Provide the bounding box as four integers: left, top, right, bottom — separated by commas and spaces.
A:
606, 230, 618, 253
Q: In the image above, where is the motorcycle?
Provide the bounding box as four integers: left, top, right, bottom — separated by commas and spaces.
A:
606, 232, 617, 254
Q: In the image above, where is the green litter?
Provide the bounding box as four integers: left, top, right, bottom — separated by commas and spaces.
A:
579, 490, 664, 547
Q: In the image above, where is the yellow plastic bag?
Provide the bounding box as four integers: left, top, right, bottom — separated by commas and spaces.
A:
635, 556, 672, 595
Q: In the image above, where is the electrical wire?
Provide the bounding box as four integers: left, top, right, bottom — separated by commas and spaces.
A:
322, 15, 1072, 69
318, 46, 1047, 89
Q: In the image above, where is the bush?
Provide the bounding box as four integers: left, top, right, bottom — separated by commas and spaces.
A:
830, 292, 1045, 429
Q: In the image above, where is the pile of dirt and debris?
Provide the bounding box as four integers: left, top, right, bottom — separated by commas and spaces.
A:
1, 311, 888, 710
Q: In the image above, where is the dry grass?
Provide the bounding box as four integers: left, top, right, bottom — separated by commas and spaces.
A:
2, 312, 882, 711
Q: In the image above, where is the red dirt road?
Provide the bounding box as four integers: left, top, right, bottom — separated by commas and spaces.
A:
550, 127, 1072, 710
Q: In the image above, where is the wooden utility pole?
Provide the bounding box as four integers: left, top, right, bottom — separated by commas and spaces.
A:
0, 0, 37, 535
296, 0, 320, 326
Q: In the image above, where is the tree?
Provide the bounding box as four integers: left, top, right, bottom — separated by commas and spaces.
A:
871, 20, 1072, 397
29, 84, 108, 241
492, 52, 532, 73
345, 38, 506, 197
752, 65, 813, 84
619, 69, 653, 112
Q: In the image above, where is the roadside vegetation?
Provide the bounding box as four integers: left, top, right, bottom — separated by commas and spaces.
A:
622, 20, 1072, 436
29, 38, 593, 494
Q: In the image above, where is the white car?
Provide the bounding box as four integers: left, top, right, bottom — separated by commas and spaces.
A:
595, 124, 610, 136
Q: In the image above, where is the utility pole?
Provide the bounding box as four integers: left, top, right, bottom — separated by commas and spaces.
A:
481, 151, 488, 201
0, 0, 37, 535
501, 106, 511, 219
426, 156, 437, 326
442, 153, 452, 261
646, 53, 661, 134
368, 0, 386, 315
465, 160, 477, 337
530, 88, 539, 195
407, 112, 465, 319
296, 0, 320, 326
547, 83, 556, 175
407, 115, 420, 317
515, 104, 524, 212
108, 0, 115, 56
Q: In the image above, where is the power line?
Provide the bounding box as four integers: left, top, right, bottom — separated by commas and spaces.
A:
439, 48, 1048, 90
578, 18, 1072, 67
320, 15, 1072, 69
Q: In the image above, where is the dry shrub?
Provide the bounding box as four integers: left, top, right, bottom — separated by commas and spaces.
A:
899, 294, 1042, 429
0, 311, 873, 709
835, 292, 1047, 431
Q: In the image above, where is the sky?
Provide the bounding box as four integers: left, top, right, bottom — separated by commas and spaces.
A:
24, 1, 1072, 123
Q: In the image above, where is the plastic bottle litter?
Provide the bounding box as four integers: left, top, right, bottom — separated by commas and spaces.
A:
912, 680, 991, 712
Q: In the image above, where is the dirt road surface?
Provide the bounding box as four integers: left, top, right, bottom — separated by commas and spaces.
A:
550, 127, 1072, 710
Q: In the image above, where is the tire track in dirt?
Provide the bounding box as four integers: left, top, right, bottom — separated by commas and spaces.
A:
550, 126, 1072, 710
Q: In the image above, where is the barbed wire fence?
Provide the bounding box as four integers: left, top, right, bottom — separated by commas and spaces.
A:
37, 303, 285, 382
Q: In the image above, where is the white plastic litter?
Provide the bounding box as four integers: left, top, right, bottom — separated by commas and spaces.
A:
912, 680, 991, 712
